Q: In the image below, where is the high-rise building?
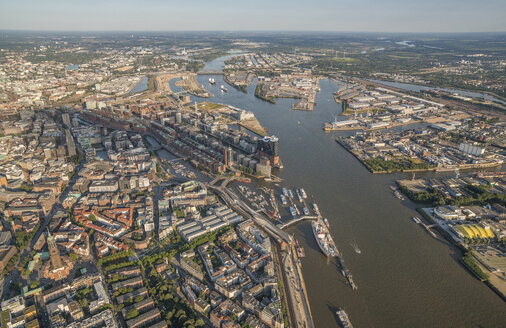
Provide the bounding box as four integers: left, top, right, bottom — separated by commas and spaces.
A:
227, 147, 234, 165
257, 136, 279, 167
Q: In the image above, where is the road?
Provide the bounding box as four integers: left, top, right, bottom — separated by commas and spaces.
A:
207, 184, 314, 328
29, 160, 85, 250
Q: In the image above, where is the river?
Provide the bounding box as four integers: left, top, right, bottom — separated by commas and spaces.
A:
165, 56, 506, 327
369, 79, 506, 106
129, 76, 149, 94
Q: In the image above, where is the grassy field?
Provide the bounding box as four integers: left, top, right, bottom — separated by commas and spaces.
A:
198, 102, 226, 111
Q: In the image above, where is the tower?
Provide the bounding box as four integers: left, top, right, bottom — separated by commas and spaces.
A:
227, 147, 233, 165
47, 230, 64, 271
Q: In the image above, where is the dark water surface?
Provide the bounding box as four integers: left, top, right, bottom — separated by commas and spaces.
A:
167, 57, 506, 327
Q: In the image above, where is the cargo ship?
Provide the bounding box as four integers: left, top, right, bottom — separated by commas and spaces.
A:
336, 308, 354, 328
311, 220, 338, 257
323, 121, 340, 131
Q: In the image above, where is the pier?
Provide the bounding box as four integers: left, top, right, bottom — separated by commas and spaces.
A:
418, 222, 439, 239
278, 215, 318, 229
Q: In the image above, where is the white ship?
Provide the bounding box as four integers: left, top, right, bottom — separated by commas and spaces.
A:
311, 220, 338, 257
299, 188, 307, 199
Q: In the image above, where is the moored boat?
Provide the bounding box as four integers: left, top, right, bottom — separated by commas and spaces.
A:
336, 308, 354, 328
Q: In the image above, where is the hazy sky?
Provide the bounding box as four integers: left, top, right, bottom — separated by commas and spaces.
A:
1, 0, 505, 32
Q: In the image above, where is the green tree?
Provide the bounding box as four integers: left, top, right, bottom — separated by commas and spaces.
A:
126, 308, 139, 319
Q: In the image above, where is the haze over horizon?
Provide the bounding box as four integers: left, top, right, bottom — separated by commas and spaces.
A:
1, 0, 505, 33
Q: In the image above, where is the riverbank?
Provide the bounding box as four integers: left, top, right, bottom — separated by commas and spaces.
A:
175, 75, 212, 98
184, 67, 506, 327
255, 83, 276, 104
239, 118, 267, 137
336, 138, 503, 174
416, 208, 506, 302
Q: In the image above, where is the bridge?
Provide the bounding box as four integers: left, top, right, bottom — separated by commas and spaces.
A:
197, 71, 224, 75
171, 90, 189, 96
278, 216, 318, 229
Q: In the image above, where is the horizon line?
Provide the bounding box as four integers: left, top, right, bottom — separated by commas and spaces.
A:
1, 29, 506, 35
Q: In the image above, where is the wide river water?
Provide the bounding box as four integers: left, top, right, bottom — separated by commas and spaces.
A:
167, 57, 506, 327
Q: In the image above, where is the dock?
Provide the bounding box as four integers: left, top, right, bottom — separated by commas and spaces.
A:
337, 254, 358, 290
278, 215, 318, 229
419, 221, 439, 239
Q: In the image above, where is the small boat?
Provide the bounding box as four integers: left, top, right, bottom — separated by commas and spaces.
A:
296, 189, 304, 203
293, 204, 300, 216
297, 121, 301, 125
208, 78, 216, 85
412, 216, 421, 224
287, 189, 294, 199
350, 241, 361, 254
297, 247, 305, 257
289, 206, 297, 218
323, 218, 330, 228
299, 188, 307, 199
220, 85, 228, 92
279, 194, 287, 205
303, 207, 309, 216
313, 203, 320, 216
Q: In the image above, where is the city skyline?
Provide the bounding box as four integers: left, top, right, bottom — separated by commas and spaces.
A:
1, 0, 505, 33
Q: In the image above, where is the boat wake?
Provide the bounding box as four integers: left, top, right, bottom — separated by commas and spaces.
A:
350, 241, 361, 254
